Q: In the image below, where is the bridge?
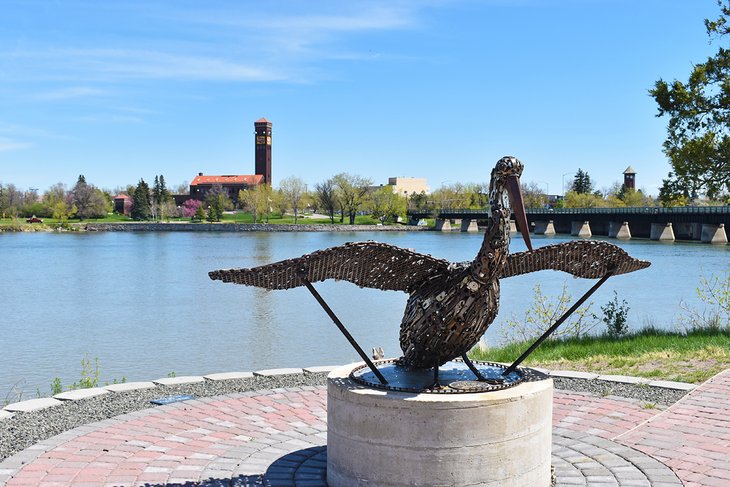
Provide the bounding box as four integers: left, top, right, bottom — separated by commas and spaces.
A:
406, 206, 730, 243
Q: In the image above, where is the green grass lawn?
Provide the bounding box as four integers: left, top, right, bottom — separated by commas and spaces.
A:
470, 327, 730, 383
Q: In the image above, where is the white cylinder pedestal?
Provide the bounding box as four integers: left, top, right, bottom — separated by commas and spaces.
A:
327, 363, 554, 487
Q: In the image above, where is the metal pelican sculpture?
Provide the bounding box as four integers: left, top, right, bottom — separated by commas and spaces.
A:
210, 156, 649, 386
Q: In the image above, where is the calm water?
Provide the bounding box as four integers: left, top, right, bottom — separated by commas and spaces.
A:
1, 231, 728, 396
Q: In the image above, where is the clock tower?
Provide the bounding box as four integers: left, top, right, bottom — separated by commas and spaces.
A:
254, 118, 272, 185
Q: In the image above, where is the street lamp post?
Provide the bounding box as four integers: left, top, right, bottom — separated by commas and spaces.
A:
561, 172, 573, 199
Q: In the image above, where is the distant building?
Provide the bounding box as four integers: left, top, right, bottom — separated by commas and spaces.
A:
189, 173, 263, 203
386, 177, 429, 197
623, 166, 636, 190
113, 194, 132, 215
189, 118, 272, 203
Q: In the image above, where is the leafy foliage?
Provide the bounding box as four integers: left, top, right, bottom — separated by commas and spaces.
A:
496, 283, 597, 344
333, 173, 372, 224
650, 0, 730, 200
239, 184, 273, 223
279, 176, 308, 224
368, 185, 407, 223
681, 270, 730, 330
595, 291, 630, 338
72, 175, 110, 219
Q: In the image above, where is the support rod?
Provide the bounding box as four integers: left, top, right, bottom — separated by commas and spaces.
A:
297, 268, 388, 385
503, 270, 614, 376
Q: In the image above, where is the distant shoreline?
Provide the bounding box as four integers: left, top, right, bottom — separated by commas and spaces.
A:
82, 222, 431, 232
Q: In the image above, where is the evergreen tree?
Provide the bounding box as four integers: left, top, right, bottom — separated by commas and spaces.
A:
131, 179, 152, 220
158, 175, 170, 202
152, 175, 161, 205
571, 169, 594, 194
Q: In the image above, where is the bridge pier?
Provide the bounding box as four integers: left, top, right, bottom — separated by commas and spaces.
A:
701, 223, 728, 244
533, 220, 556, 236
435, 219, 452, 232
571, 221, 592, 238
609, 221, 631, 239
460, 219, 479, 232
650, 222, 675, 241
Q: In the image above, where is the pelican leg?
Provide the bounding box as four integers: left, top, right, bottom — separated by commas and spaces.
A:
430, 357, 442, 390
461, 353, 486, 381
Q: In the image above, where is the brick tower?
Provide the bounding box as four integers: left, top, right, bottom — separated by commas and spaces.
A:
254, 118, 272, 185
623, 166, 636, 190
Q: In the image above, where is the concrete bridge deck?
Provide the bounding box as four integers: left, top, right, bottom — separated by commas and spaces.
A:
408, 206, 730, 243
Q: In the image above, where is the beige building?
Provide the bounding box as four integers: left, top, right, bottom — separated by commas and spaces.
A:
387, 177, 429, 197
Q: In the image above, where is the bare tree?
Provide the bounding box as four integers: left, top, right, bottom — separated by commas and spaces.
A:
314, 178, 338, 223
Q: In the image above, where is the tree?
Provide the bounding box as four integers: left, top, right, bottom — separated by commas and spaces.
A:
239, 184, 273, 223
563, 190, 606, 208
192, 203, 206, 222
181, 198, 202, 218
571, 169, 594, 194
314, 179, 338, 223
333, 173, 372, 225
650, 0, 730, 200
279, 177, 307, 224
368, 185, 407, 223
204, 184, 232, 222
131, 179, 152, 220
72, 175, 110, 219
430, 183, 472, 209
521, 182, 549, 208
42, 183, 75, 224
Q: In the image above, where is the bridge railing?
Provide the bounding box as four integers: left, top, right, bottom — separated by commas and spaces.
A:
408, 206, 730, 218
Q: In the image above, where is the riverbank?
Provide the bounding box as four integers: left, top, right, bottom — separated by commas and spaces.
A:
0, 222, 431, 232
83, 222, 430, 232
471, 326, 730, 384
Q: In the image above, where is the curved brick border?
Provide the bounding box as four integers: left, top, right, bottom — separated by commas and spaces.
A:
0, 368, 701, 486
0, 383, 687, 487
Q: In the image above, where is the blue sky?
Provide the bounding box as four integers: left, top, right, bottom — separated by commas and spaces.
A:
0, 0, 720, 196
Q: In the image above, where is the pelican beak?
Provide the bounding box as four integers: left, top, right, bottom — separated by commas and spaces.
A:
506, 176, 533, 251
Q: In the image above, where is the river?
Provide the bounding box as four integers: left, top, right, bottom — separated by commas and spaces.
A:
1, 231, 727, 397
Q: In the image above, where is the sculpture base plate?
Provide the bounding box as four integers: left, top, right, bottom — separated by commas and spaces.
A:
351, 358, 523, 393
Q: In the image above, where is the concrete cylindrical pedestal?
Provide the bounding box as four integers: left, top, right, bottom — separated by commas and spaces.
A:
327, 363, 553, 487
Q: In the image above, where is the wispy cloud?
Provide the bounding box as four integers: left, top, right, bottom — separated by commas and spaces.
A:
0, 137, 30, 152
73, 113, 145, 124
34, 86, 107, 100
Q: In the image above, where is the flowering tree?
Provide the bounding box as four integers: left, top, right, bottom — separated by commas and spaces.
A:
181, 198, 202, 218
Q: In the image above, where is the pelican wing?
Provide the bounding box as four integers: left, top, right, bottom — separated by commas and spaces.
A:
209, 241, 451, 292
500, 240, 650, 279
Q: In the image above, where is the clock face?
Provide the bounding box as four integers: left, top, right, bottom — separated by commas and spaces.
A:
256, 136, 265, 144
266, 136, 271, 145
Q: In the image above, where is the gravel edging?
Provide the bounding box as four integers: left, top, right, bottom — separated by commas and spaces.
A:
0, 368, 694, 462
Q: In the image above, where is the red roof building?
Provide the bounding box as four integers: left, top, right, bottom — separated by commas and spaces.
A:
188, 118, 272, 203
189, 173, 264, 203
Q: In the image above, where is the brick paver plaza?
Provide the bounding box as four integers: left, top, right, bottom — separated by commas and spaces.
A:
1, 369, 729, 486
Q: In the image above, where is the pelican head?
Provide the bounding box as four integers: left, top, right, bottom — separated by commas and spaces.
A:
491, 156, 532, 251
